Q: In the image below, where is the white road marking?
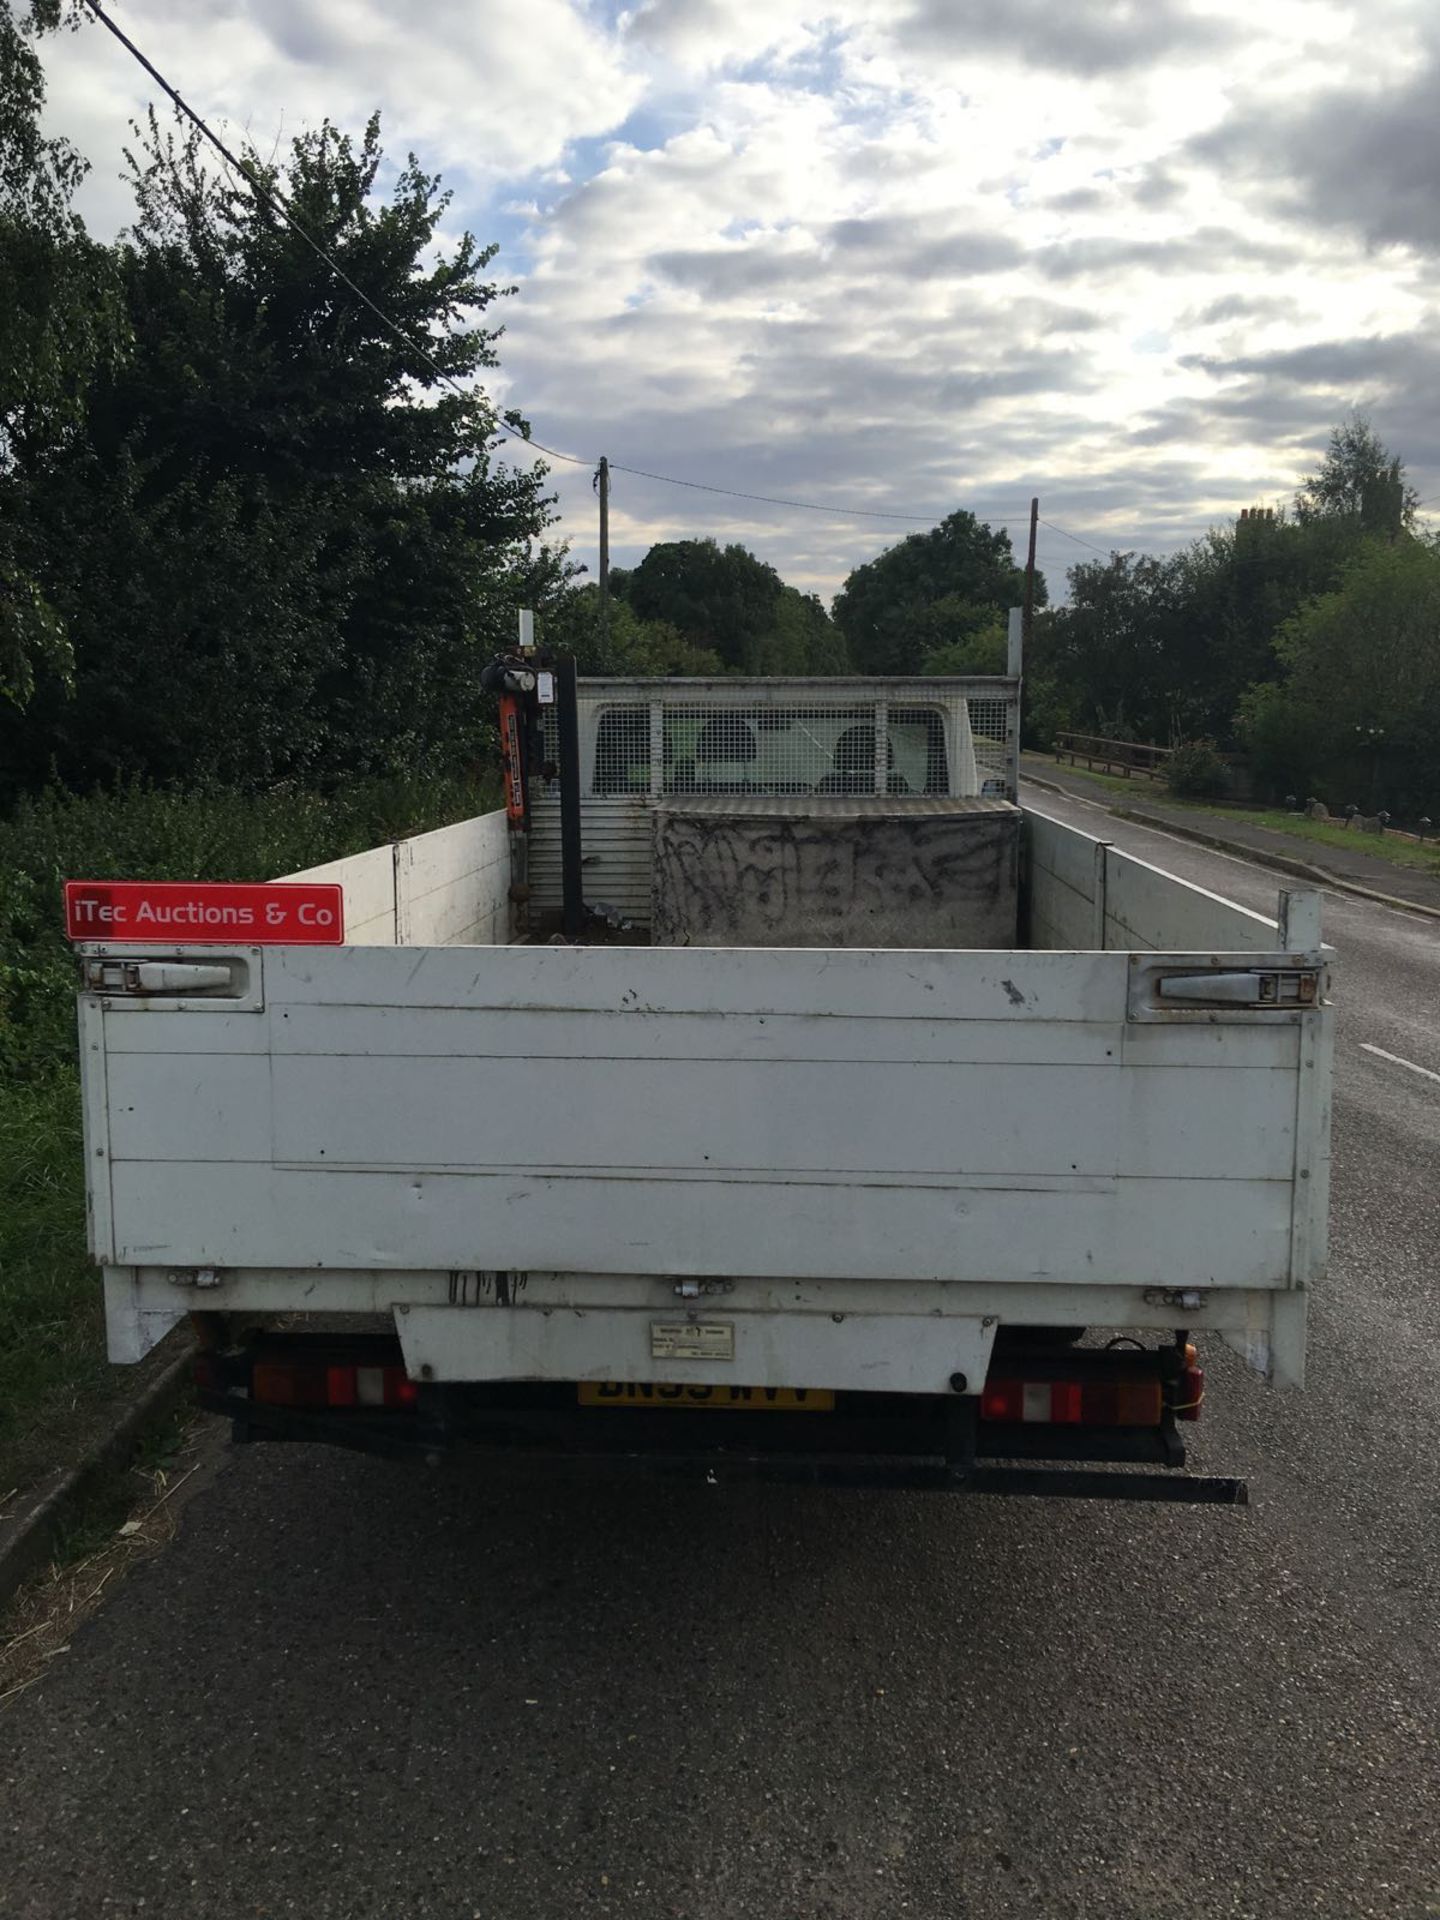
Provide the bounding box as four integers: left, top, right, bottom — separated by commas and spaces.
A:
1360, 1042, 1440, 1086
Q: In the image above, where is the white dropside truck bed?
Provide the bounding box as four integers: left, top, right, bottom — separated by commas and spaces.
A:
77, 677, 1332, 1499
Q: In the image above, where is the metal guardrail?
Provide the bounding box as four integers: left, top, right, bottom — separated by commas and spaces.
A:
1054, 732, 1171, 780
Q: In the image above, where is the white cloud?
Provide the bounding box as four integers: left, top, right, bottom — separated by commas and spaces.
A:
46, 0, 641, 233
622, 0, 832, 72
35, 0, 1440, 597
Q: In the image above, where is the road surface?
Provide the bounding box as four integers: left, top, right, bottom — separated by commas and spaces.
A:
2, 787, 1437, 1919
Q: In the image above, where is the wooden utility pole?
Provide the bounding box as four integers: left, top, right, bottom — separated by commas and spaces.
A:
1022, 496, 1039, 650
595, 456, 610, 636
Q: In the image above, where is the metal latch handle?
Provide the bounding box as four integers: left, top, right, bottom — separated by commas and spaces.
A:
1157, 969, 1319, 1008
83, 959, 245, 996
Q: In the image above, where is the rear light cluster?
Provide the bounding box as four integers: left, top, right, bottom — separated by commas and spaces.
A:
980, 1348, 1205, 1427
250, 1360, 418, 1410
981, 1378, 1164, 1426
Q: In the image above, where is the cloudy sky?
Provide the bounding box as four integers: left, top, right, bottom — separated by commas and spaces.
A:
43, 0, 1440, 600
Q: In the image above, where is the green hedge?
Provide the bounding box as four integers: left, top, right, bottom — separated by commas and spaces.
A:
0, 772, 493, 1487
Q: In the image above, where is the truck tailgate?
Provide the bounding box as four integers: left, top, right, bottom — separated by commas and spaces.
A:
87, 938, 1323, 1302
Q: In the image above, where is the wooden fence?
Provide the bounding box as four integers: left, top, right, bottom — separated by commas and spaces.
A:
1054, 732, 1171, 780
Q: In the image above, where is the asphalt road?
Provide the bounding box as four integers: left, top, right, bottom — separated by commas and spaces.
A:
3, 790, 1439, 1920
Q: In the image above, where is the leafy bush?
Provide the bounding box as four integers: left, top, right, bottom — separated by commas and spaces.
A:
919, 617, 1007, 677
1164, 737, 1229, 799
1236, 681, 1320, 801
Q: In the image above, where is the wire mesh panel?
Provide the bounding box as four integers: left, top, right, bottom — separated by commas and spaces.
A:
589, 704, 649, 795
963, 695, 1011, 797
543, 678, 1019, 803
666, 704, 872, 793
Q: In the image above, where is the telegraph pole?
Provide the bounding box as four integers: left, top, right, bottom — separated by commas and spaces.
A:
595, 456, 610, 638
1022, 495, 1039, 651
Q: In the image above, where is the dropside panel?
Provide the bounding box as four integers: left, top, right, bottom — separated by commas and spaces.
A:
284, 807, 511, 948
283, 844, 397, 945
1024, 810, 1280, 953
393, 813, 510, 946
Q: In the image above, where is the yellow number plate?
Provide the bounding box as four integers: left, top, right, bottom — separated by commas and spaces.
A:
578, 1383, 834, 1412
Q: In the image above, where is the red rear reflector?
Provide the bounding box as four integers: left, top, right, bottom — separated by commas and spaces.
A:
1051, 1381, 1083, 1424
252, 1361, 314, 1407
980, 1380, 1021, 1422
326, 1365, 357, 1407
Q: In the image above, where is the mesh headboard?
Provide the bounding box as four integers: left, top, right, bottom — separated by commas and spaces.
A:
529, 676, 1021, 927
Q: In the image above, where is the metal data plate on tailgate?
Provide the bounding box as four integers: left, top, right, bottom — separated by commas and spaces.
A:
651, 1321, 734, 1360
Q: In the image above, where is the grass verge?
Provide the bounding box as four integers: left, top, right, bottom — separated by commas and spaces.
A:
1029, 759, 1440, 878
1186, 806, 1440, 876
0, 1073, 107, 1499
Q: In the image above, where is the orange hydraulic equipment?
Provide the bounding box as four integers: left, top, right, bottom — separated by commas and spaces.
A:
481, 646, 584, 936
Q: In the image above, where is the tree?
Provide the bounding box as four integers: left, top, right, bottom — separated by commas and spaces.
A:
1025, 420, 1419, 755
619, 539, 782, 672
1158, 508, 1368, 741
1032, 518, 1353, 751
1, 110, 561, 794
832, 512, 1036, 676
0, 0, 124, 707
1240, 536, 1440, 815
540, 585, 723, 676
759, 584, 849, 674
919, 620, 1007, 677
913, 597, 1007, 675
1025, 551, 1186, 742
613, 538, 847, 674
1295, 414, 1417, 537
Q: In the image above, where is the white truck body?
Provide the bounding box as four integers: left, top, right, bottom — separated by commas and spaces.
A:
80, 676, 1332, 1414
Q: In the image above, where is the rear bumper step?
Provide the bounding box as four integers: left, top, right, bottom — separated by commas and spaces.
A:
201, 1390, 1245, 1502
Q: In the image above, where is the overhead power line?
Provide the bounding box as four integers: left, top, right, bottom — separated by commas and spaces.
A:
1039, 516, 1111, 555
603, 463, 991, 524
75, 0, 1130, 551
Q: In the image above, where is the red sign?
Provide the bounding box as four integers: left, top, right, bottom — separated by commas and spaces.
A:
64, 880, 345, 945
